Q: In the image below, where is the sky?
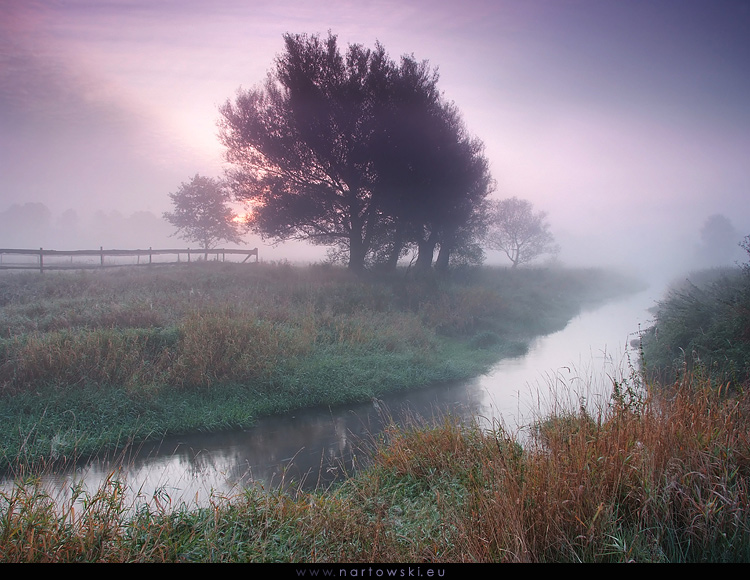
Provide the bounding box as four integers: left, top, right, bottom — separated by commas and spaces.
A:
1, 0, 749, 275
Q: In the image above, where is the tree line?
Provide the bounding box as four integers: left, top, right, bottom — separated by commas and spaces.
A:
165, 32, 559, 271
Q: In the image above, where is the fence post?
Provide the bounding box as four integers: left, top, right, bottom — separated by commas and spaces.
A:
100, 246, 104, 268
149, 247, 152, 265
39, 247, 43, 273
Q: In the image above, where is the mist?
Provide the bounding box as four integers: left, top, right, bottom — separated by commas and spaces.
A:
1, 1, 749, 282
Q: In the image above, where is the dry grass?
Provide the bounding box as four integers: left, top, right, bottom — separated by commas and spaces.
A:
2, 372, 748, 562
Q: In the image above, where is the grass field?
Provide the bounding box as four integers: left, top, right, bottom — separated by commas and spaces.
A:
11, 262, 748, 563
0, 262, 643, 472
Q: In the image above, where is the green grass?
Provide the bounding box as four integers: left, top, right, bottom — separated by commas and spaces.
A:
0, 262, 643, 472
639, 265, 750, 387
3, 261, 749, 563
2, 371, 748, 562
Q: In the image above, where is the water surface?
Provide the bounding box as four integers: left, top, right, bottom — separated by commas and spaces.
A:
2, 286, 660, 510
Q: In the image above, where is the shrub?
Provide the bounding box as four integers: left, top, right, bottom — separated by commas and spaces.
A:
640, 266, 750, 387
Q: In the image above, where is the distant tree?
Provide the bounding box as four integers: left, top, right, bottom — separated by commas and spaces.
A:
738, 234, 750, 277
91, 210, 127, 247
486, 197, 559, 268
57, 208, 80, 231
163, 174, 245, 257
54, 209, 84, 247
126, 211, 175, 248
0, 202, 53, 247
695, 214, 743, 267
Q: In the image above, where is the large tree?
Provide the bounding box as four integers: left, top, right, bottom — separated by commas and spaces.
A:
219, 33, 390, 271
371, 68, 494, 270
163, 174, 245, 256
431, 130, 495, 270
219, 32, 493, 272
486, 197, 559, 268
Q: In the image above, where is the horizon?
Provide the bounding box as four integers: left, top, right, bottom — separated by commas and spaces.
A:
2, 0, 749, 277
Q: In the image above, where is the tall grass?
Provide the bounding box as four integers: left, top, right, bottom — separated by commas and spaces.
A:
640, 265, 750, 387
0, 262, 641, 470
3, 260, 747, 562
2, 370, 747, 562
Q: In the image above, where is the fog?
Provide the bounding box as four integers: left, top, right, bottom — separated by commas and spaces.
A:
2, 1, 749, 281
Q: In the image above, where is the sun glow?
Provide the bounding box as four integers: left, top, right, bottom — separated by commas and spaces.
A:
232, 203, 253, 224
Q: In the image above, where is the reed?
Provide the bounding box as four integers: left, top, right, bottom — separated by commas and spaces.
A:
2, 370, 748, 562
640, 265, 750, 386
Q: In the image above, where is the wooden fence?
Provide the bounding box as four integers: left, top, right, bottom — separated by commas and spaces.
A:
0, 247, 259, 272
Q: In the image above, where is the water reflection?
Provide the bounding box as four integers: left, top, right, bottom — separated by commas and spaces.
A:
473, 287, 659, 434
2, 287, 659, 511
13, 381, 487, 512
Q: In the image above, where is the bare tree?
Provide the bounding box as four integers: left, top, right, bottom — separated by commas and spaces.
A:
486, 197, 558, 268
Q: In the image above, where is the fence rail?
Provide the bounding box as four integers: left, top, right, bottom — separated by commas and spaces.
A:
0, 247, 259, 272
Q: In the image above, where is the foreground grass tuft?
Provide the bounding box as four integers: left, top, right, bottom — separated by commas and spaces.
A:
2, 372, 748, 562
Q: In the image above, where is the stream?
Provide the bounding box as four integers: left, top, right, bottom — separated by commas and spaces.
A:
2, 284, 662, 511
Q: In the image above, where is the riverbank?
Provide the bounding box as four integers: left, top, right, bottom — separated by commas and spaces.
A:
0, 262, 644, 473
2, 370, 748, 562
3, 262, 749, 562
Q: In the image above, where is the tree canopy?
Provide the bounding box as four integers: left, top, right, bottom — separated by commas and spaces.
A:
163, 174, 246, 253
218, 32, 493, 271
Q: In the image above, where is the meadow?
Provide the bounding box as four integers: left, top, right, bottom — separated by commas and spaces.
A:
4, 261, 748, 562
0, 261, 640, 472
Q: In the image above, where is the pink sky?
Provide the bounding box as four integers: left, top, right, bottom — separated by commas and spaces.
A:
1, 0, 749, 273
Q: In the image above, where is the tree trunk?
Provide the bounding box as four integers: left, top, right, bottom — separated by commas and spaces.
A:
415, 237, 436, 270
346, 195, 371, 273
384, 226, 405, 271
348, 234, 367, 272
435, 243, 451, 271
